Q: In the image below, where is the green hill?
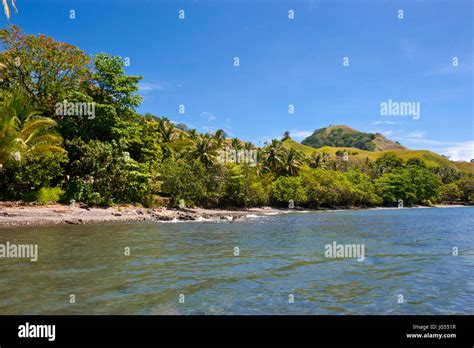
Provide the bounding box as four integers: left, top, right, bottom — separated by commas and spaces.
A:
301, 125, 405, 151
282, 138, 474, 173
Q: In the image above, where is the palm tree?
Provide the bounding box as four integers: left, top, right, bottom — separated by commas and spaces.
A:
244, 142, 254, 151
159, 120, 175, 143
231, 137, 242, 151
255, 159, 269, 177
192, 137, 217, 167
281, 148, 303, 176
263, 139, 284, 172
2, 0, 17, 19
187, 129, 199, 140
213, 129, 226, 147
0, 93, 64, 165
309, 152, 330, 169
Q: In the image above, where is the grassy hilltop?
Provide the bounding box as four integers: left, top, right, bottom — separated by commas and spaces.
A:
301, 125, 405, 152
290, 125, 473, 174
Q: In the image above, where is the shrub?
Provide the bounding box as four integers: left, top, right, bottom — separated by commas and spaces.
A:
36, 187, 64, 204
223, 164, 269, 207
65, 139, 151, 205
270, 176, 306, 206
160, 159, 207, 206
375, 166, 440, 206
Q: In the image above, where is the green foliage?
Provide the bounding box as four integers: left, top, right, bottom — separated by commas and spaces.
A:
455, 177, 474, 203
65, 139, 150, 205
302, 127, 376, 151
300, 168, 381, 208
430, 165, 462, 184
0, 92, 64, 164
375, 167, 440, 206
160, 159, 207, 206
375, 152, 404, 172
224, 164, 269, 207
439, 182, 462, 202
192, 136, 217, 167
37, 187, 64, 205
308, 152, 330, 169
270, 176, 306, 206
0, 25, 91, 111
0, 152, 67, 201
280, 148, 304, 176
263, 139, 285, 172
0, 26, 468, 210
89, 53, 142, 112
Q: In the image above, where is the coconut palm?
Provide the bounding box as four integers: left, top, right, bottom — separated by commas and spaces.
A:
263, 139, 284, 172
244, 142, 254, 151
192, 136, 217, 167
231, 137, 242, 151
213, 129, 226, 147
281, 148, 303, 176
2, 0, 17, 19
255, 159, 269, 177
0, 93, 64, 165
188, 129, 199, 140
309, 152, 330, 169
158, 120, 175, 143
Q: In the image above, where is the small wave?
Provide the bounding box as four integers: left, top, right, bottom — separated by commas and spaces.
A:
196, 216, 213, 222
246, 214, 259, 218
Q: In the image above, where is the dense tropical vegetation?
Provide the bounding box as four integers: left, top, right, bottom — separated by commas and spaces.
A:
0, 26, 472, 208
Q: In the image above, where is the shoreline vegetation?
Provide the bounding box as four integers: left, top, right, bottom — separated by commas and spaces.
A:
0, 202, 470, 229
1, 25, 473, 220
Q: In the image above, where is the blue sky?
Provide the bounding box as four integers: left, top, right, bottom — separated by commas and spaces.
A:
5, 0, 474, 160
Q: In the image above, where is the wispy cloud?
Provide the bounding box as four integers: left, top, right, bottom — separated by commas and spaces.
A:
201, 111, 216, 122
200, 126, 218, 133
139, 82, 165, 92
404, 131, 426, 139
395, 135, 474, 161
138, 81, 183, 93
372, 121, 402, 125
437, 141, 474, 161
290, 130, 313, 139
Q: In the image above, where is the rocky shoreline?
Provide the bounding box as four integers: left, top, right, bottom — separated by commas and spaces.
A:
0, 203, 285, 228
0, 202, 469, 229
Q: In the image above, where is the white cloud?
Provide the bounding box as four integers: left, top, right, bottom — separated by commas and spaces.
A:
404, 131, 426, 139
290, 130, 313, 139
395, 136, 474, 161
439, 141, 474, 161
200, 126, 218, 133
372, 121, 402, 125
201, 112, 216, 122
138, 82, 165, 92
139, 81, 183, 93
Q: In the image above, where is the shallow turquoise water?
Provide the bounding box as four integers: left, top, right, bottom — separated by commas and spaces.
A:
0, 207, 472, 314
